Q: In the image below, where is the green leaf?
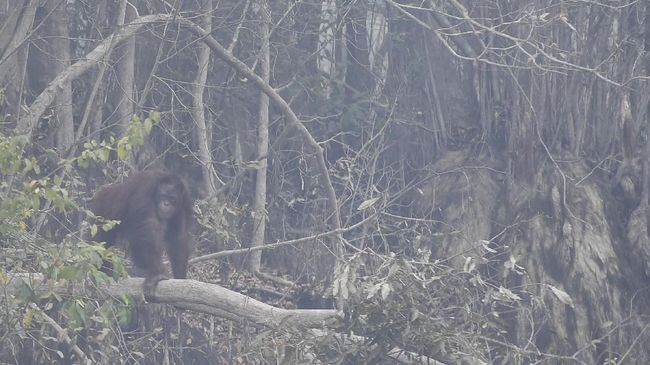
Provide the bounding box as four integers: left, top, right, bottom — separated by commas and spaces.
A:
100, 148, 110, 162
23, 158, 33, 173
117, 143, 127, 160
102, 221, 117, 231
150, 111, 161, 123
0, 271, 9, 285
22, 308, 35, 328
90, 270, 110, 284
43, 188, 58, 202
143, 118, 153, 134
58, 266, 81, 280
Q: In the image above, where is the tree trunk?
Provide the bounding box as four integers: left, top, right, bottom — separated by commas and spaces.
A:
76, 1, 110, 141
317, 0, 336, 96
116, 0, 135, 133
0, 0, 37, 129
42, 0, 74, 151
248, 0, 271, 273
191, 0, 219, 199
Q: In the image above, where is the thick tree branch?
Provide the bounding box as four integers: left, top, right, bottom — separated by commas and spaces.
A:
5, 274, 340, 330
5, 274, 453, 364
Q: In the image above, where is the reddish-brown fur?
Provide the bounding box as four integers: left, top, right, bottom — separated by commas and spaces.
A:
89, 170, 193, 300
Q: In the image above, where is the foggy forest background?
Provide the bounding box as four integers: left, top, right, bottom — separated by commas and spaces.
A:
1, 0, 650, 364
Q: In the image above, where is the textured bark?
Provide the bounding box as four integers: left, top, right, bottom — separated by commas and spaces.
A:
0, 0, 37, 125
510, 166, 624, 363
76, 2, 110, 141
191, 0, 219, 198
249, 0, 271, 272
116, 0, 136, 133
4, 275, 340, 329
317, 0, 336, 95
412, 152, 502, 266
41, 0, 74, 151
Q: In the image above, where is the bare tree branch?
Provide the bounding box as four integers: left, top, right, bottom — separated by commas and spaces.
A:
6, 274, 340, 330
18, 14, 174, 139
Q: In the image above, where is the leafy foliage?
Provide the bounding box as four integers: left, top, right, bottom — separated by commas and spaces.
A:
0, 111, 161, 364
332, 252, 509, 363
